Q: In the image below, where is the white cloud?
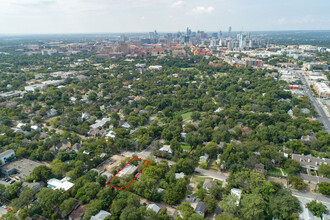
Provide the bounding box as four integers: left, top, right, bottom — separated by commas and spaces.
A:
171, 0, 185, 8
192, 6, 215, 14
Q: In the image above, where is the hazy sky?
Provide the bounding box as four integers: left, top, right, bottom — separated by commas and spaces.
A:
0, 0, 329, 34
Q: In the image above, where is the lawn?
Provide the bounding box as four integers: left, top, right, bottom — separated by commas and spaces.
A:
180, 145, 191, 152
180, 67, 195, 70
268, 167, 283, 177
181, 111, 192, 121
192, 176, 222, 187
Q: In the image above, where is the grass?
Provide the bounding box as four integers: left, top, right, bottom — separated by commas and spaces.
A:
268, 167, 283, 177
180, 145, 191, 151
181, 111, 192, 121
192, 176, 222, 187
180, 67, 195, 70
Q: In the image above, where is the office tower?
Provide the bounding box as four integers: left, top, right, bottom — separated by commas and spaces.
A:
228, 26, 232, 37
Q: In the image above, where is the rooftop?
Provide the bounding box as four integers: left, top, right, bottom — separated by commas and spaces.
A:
117, 164, 137, 177
90, 210, 111, 220
48, 177, 74, 191
0, 149, 15, 159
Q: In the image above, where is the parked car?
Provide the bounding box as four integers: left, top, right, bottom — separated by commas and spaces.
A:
9, 180, 15, 184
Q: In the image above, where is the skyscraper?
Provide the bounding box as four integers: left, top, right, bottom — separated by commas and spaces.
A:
228, 26, 232, 37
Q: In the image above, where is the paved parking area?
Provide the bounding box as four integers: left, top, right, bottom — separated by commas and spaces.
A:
0, 207, 8, 217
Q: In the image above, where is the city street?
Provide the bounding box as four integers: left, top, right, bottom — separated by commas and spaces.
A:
300, 74, 330, 133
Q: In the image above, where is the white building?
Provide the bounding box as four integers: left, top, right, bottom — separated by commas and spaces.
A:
148, 65, 163, 71
175, 172, 185, 179
231, 188, 242, 206
90, 118, 111, 130
147, 204, 161, 214
0, 150, 15, 165
47, 177, 74, 191
117, 164, 137, 177
159, 145, 173, 155
24, 84, 47, 92
91, 210, 112, 220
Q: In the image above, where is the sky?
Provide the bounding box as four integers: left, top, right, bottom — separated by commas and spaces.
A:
0, 0, 330, 34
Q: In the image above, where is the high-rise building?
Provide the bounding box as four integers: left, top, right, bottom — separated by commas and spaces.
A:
228, 26, 232, 37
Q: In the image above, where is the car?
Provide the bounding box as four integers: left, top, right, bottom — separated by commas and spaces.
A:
6, 207, 12, 211
5, 178, 10, 182
9, 180, 15, 184
2, 205, 7, 209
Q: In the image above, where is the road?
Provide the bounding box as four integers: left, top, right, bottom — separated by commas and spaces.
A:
292, 190, 330, 204
195, 167, 229, 183
300, 73, 330, 133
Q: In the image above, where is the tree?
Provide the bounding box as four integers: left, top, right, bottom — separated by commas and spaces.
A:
284, 159, 301, 175
318, 182, 330, 195
87, 92, 97, 101
240, 193, 265, 220
216, 212, 239, 220
27, 165, 52, 182
11, 187, 33, 209
288, 176, 307, 190
5, 181, 22, 200
83, 199, 103, 220
60, 198, 75, 217
196, 188, 207, 200
269, 189, 301, 220
205, 195, 218, 213
177, 202, 195, 219
219, 194, 239, 215
306, 200, 328, 219
318, 164, 330, 178
191, 112, 201, 121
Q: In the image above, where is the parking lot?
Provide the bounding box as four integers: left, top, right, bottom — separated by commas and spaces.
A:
0, 175, 17, 186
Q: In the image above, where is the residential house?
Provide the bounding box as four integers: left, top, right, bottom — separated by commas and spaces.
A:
20, 181, 45, 194
47, 108, 58, 117
69, 205, 86, 220
147, 204, 161, 214
175, 172, 185, 179
230, 188, 242, 206
200, 153, 209, 163
195, 202, 206, 217
203, 179, 217, 192
48, 177, 74, 191
159, 145, 173, 155
254, 163, 266, 175
117, 164, 137, 177
90, 210, 111, 220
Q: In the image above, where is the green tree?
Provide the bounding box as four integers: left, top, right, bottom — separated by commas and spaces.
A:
11, 187, 33, 209
306, 200, 328, 219
318, 182, 330, 195
83, 199, 103, 220
60, 198, 75, 217
284, 159, 301, 175
240, 193, 265, 220
177, 202, 195, 219
269, 189, 301, 220
219, 194, 239, 215
318, 164, 330, 178
27, 165, 52, 182
288, 176, 307, 190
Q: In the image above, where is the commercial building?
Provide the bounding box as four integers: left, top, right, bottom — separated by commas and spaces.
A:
0, 149, 15, 165
313, 82, 330, 98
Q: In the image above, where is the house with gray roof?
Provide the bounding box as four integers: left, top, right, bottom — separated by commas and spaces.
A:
292, 153, 330, 172
203, 179, 217, 192
90, 210, 111, 220
195, 202, 206, 217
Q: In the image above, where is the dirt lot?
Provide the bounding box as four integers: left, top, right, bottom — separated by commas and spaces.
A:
97, 152, 134, 173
